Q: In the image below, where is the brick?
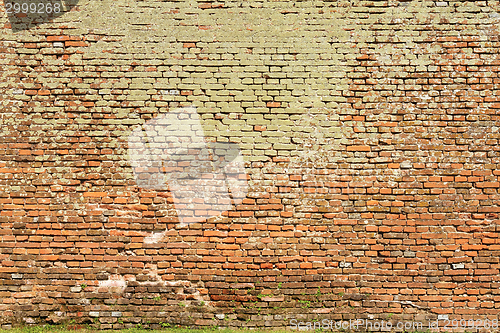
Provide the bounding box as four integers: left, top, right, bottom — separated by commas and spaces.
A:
347, 145, 370, 152
266, 102, 281, 107
47, 36, 70, 41
83, 192, 108, 197
65, 41, 89, 47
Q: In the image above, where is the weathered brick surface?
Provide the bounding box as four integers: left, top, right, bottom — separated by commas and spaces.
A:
1, 0, 500, 330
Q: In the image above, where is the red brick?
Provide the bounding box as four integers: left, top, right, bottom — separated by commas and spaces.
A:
47, 35, 70, 41
266, 102, 281, 107
347, 145, 370, 151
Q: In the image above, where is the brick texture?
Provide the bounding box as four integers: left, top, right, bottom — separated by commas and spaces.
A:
1, 0, 500, 330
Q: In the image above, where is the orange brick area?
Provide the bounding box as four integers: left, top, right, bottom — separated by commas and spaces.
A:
1, 0, 500, 330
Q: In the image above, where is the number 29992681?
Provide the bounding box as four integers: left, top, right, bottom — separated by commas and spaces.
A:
5, 2, 62, 14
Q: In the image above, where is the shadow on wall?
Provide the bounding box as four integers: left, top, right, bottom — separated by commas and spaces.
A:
4, 0, 79, 32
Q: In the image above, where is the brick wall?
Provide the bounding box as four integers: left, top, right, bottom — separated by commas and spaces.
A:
1, 0, 500, 330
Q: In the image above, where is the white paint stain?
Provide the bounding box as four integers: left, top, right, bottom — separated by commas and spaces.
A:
99, 275, 127, 293
144, 231, 165, 244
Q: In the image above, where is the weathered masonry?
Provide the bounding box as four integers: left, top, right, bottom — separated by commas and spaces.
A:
1, 0, 500, 330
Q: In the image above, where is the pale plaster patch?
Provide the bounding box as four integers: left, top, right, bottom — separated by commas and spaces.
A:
143, 231, 165, 244
98, 274, 128, 293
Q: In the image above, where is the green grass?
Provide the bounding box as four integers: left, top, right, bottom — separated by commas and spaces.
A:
0, 326, 445, 333
0, 326, 300, 333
